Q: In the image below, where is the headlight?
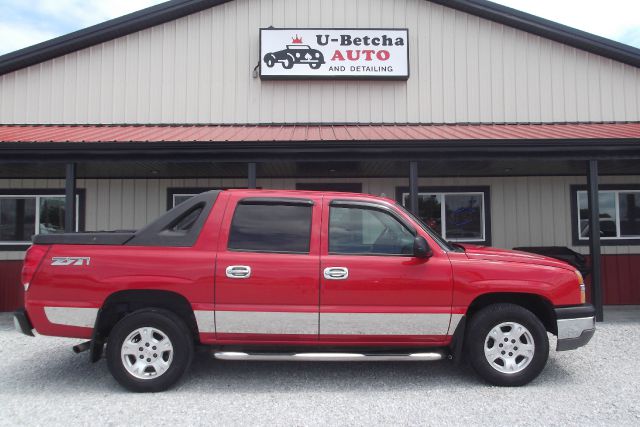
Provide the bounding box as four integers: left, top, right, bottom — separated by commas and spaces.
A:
575, 270, 586, 304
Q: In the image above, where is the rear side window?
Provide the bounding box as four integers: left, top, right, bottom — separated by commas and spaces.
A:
228, 202, 312, 253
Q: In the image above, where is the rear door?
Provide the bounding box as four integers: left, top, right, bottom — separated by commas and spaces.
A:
319, 198, 454, 345
214, 194, 321, 343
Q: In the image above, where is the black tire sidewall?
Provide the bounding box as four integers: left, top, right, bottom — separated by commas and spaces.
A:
466, 303, 549, 386
106, 309, 194, 392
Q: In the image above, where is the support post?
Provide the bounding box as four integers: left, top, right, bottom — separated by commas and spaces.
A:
586, 160, 603, 322
409, 161, 419, 215
64, 163, 76, 233
248, 162, 257, 189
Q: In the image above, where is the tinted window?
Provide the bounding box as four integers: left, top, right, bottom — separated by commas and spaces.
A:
329, 206, 414, 255
169, 206, 203, 233
228, 203, 312, 253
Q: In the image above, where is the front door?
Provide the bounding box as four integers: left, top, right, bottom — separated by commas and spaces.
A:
214, 193, 321, 342
319, 198, 454, 345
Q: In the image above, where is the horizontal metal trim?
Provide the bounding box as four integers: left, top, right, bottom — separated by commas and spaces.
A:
43, 306, 98, 328
320, 313, 451, 336
194, 310, 216, 334
215, 311, 318, 335
448, 314, 464, 334
213, 351, 444, 362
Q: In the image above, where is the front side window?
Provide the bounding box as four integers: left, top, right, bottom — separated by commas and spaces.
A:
329, 206, 414, 255
0, 194, 79, 244
577, 190, 640, 240
400, 190, 486, 242
228, 202, 312, 253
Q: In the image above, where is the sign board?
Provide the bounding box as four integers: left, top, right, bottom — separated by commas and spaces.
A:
260, 28, 409, 80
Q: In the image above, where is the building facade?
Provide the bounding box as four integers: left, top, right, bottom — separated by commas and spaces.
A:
1, 0, 639, 311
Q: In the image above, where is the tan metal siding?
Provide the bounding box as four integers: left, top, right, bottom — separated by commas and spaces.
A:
1, 175, 639, 260
1, 0, 639, 125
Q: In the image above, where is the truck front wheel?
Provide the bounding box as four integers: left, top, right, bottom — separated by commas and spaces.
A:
106, 308, 194, 392
466, 303, 549, 386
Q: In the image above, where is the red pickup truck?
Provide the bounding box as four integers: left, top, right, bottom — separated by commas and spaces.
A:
13, 189, 595, 392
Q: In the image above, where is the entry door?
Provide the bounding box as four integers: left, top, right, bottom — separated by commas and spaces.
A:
214, 194, 321, 342
319, 199, 454, 344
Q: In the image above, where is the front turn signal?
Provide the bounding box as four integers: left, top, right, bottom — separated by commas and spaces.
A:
575, 270, 586, 304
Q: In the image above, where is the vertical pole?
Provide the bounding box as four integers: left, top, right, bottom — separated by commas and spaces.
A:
409, 161, 419, 215
248, 162, 257, 189
64, 163, 76, 233
587, 160, 603, 322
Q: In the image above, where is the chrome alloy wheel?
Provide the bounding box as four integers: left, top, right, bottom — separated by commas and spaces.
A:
121, 327, 173, 379
484, 322, 535, 374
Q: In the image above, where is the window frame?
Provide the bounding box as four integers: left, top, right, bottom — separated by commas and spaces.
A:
226, 198, 314, 255
0, 189, 85, 250
167, 187, 252, 210
395, 186, 491, 245
570, 184, 640, 246
328, 200, 417, 257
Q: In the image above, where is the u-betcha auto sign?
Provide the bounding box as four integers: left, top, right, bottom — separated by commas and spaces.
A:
260, 28, 409, 80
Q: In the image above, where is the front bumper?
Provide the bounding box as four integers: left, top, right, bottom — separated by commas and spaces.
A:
13, 308, 35, 337
555, 304, 595, 351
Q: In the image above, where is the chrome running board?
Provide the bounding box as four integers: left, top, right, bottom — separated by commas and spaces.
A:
213, 351, 445, 362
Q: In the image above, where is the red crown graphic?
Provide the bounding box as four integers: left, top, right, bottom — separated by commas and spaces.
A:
292, 34, 303, 43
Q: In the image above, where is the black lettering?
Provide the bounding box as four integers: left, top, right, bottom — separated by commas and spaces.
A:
363, 36, 370, 45
395, 37, 404, 46
381, 35, 393, 46
371, 37, 380, 46
341, 34, 352, 46
353, 37, 362, 46
316, 35, 329, 46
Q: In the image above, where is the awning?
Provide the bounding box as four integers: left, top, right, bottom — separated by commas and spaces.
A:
1, 122, 640, 143
1, 123, 639, 163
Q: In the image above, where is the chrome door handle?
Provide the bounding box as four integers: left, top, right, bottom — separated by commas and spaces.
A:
324, 267, 349, 280
226, 265, 251, 279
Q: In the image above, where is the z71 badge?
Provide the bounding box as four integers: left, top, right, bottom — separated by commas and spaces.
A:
51, 257, 91, 266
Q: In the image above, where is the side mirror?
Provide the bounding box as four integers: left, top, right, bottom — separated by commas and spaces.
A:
413, 236, 433, 259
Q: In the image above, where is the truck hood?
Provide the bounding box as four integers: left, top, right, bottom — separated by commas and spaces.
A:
458, 244, 575, 271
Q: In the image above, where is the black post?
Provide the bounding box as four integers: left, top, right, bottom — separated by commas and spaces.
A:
409, 161, 419, 215
64, 163, 76, 233
587, 160, 603, 322
248, 162, 257, 189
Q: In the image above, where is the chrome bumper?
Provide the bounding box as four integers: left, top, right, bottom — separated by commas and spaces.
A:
555, 304, 596, 351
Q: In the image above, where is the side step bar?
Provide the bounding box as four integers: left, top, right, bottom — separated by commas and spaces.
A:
213, 351, 446, 362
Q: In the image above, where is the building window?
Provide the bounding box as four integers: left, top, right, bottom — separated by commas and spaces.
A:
573, 186, 640, 244
228, 202, 312, 254
396, 186, 491, 245
0, 193, 81, 246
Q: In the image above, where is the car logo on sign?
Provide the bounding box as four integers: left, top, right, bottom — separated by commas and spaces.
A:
51, 257, 91, 266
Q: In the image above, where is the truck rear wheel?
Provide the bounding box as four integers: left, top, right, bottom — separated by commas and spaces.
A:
106, 308, 194, 392
466, 303, 549, 386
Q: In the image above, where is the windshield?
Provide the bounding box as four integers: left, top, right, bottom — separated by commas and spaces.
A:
395, 203, 460, 252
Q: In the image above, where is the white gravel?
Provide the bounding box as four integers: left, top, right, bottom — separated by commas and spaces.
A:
1, 309, 639, 426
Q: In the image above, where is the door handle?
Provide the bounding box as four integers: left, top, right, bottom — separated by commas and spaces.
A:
226, 265, 251, 279
324, 267, 349, 280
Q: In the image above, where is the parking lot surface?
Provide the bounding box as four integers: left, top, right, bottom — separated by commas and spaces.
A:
1, 308, 639, 426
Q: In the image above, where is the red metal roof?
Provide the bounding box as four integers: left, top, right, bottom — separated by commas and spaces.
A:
0, 123, 639, 143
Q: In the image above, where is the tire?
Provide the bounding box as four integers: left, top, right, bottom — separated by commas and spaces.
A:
106, 308, 194, 392
309, 62, 321, 70
283, 55, 294, 69
466, 303, 549, 386
264, 55, 275, 68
